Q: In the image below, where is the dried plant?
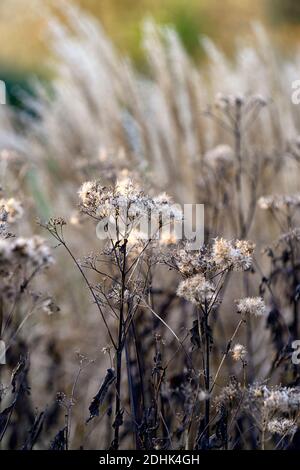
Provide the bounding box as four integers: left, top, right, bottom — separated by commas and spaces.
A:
1, 0, 300, 451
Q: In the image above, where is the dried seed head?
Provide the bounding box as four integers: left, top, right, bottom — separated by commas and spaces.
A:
258, 194, 300, 211
212, 238, 254, 271
204, 145, 235, 176
176, 273, 215, 306
231, 344, 247, 362
236, 297, 266, 317
249, 385, 300, 412
0, 198, 23, 223
78, 181, 102, 209
267, 419, 297, 436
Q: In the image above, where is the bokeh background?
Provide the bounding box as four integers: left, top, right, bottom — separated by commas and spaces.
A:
2, 0, 300, 105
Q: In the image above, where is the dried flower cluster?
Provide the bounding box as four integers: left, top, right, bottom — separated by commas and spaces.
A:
171, 238, 254, 279
231, 343, 247, 362
177, 273, 215, 306
0, 197, 23, 224
212, 238, 254, 271
0, 236, 53, 270
78, 177, 182, 243
204, 145, 234, 176
267, 419, 297, 436
250, 385, 300, 412
236, 297, 266, 317
258, 195, 300, 212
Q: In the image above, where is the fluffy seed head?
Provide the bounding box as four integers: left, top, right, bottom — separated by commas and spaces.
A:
0, 198, 23, 223
236, 297, 266, 317
78, 181, 101, 209
177, 273, 215, 306
212, 238, 254, 271
258, 194, 300, 211
231, 344, 247, 362
267, 419, 297, 436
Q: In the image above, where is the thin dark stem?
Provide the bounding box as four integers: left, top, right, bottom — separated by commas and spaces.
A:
112, 239, 127, 449
125, 335, 140, 449
204, 308, 210, 444
131, 322, 146, 410
289, 239, 299, 339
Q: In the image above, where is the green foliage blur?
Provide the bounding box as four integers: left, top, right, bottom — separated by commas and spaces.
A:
269, 0, 300, 24
1, 0, 300, 113
75, 0, 214, 63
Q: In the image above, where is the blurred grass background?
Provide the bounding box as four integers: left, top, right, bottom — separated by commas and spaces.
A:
1, 0, 300, 107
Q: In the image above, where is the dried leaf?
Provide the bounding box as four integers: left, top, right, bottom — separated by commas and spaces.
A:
22, 411, 45, 450
0, 401, 16, 437
190, 319, 201, 350
86, 368, 115, 423
11, 355, 28, 393
50, 427, 67, 450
